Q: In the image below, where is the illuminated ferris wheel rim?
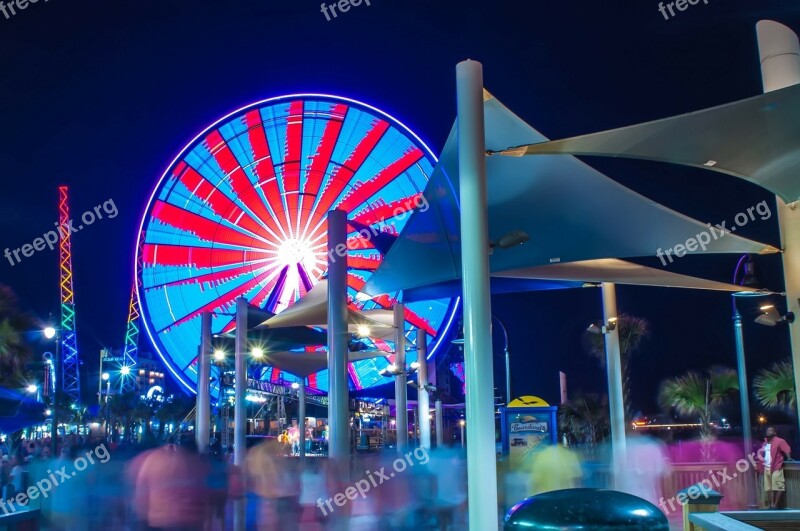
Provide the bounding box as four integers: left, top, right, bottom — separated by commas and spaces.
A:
134, 93, 457, 395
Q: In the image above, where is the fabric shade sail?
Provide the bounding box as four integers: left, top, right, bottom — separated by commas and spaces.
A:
495, 258, 762, 292
256, 350, 388, 379
494, 83, 800, 203
363, 91, 777, 297
259, 280, 395, 339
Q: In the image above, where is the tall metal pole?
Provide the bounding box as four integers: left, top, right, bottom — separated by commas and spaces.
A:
417, 329, 431, 449
733, 296, 756, 507
234, 298, 248, 467
298, 380, 306, 460
602, 283, 627, 488
394, 303, 408, 451
327, 209, 350, 462
493, 317, 511, 404
456, 59, 497, 531
197, 312, 212, 453
233, 298, 248, 531
756, 20, 800, 423
435, 399, 444, 447
51, 335, 60, 456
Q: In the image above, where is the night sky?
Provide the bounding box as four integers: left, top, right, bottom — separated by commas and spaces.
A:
1, 0, 799, 418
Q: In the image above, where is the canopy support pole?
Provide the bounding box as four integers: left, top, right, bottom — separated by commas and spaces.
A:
456, 59, 498, 531
395, 303, 408, 451
417, 329, 431, 449
602, 283, 627, 489
196, 311, 211, 453
757, 19, 800, 424
327, 209, 350, 463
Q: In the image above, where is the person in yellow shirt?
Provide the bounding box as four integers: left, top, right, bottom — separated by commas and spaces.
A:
527, 443, 583, 495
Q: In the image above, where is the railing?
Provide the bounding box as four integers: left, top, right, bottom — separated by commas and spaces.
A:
581, 462, 750, 510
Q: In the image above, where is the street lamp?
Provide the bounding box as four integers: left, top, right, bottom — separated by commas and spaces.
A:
43, 326, 59, 456
452, 315, 512, 404
731, 255, 771, 508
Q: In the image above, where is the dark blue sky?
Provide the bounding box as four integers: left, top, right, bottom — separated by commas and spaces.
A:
1, 0, 799, 414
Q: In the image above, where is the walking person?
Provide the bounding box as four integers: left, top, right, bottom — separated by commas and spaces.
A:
757, 426, 792, 509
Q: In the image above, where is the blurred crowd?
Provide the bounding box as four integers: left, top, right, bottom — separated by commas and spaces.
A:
0, 435, 468, 530
0, 430, 768, 529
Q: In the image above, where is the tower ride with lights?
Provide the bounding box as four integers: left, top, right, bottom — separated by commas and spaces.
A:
119, 285, 140, 392
58, 186, 81, 402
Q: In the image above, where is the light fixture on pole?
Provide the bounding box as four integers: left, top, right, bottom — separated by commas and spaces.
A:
755, 305, 795, 327
586, 317, 617, 335
489, 229, 530, 254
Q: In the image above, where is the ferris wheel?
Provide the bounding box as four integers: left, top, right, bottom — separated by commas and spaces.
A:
136, 94, 458, 394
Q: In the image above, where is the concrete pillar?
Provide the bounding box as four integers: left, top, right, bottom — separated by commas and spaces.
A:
757, 20, 800, 423
417, 329, 431, 449
456, 59, 498, 530
327, 209, 350, 462
234, 298, 248, 467
196, 312, 211, 453
602, 283, 627, 488
394, 303, 408, 451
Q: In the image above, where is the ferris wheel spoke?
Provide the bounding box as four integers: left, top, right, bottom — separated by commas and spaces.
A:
304, 119, 391, 240
176, 164, 284, 243
151, 200, 273, 250
245, 110, 292, 242
281, 101, 305, 236
203, 130, 289, 241
298, 103, 348, 235
163, 266, 275, 331
335, 148, 424, 214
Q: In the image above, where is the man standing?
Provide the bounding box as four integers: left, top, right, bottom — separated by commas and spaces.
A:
758, 426, 792, 509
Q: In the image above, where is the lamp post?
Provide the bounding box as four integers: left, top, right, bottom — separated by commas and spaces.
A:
453, 314, 512, 404
43, 326, 59, 456
102, 372, 110, 439
493, 316, 511, 404
731, 254, 768, 509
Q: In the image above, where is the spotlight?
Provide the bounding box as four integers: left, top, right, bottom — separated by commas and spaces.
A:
587, 318, 617, 335
252, 348, 264, 359
102, 373, 110, 381
26, 384, 37, 393
755, 305, 795, 326
356, 325, 371, 338
495, 230, 530, 250
43, 327, 56, 339
120, 366, 131, 376
291, 382, 300, 390
213, 350, 226, 361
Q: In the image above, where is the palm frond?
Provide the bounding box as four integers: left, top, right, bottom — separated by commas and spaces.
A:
754, 359, 796, 412
658, 371, 707, 417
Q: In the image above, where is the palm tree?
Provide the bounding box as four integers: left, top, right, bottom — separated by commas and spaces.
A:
0, 285, 37, 388
658, 366, 739, 460
754, 359, 796, 413
585, 314, 649, 420
659, 366, 739, 433
559, 393, 610, 461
